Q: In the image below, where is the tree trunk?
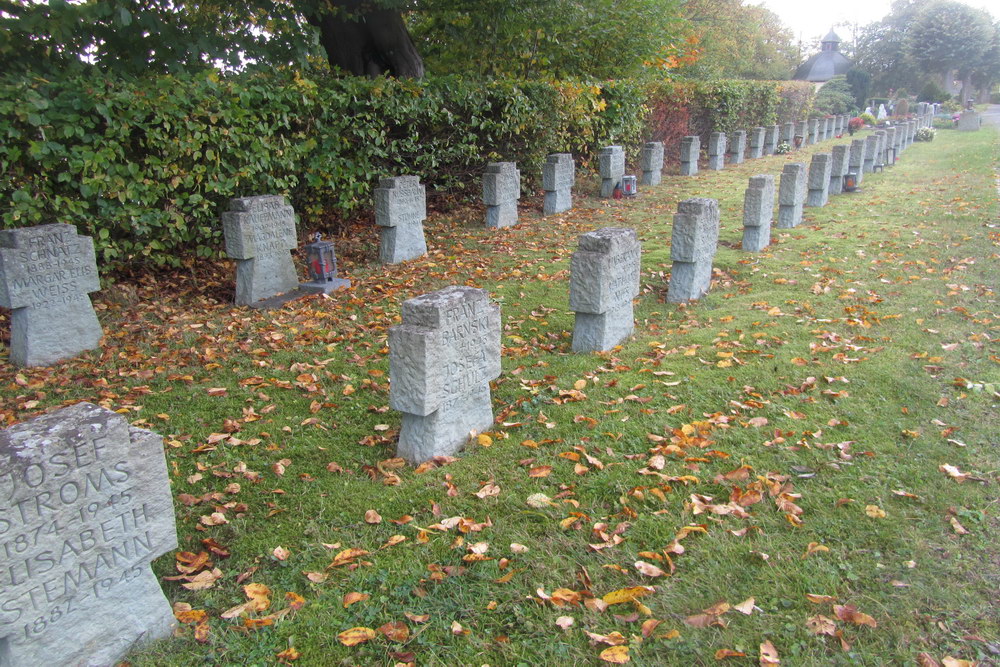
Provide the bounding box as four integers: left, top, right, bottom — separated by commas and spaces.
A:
307, 3, 424, 78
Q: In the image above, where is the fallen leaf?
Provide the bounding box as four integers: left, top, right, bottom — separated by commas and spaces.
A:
343, 592, 369, 608
759, 640, 780, 665
364, 509, 382, 524
603, 586, 655, 605
556, 616, 575, 630
599, 645, 630, 663
715, 649, 746, 659
337, 627, 376, 646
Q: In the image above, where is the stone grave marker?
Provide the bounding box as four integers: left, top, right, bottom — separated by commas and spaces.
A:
748, 128, 765, 159
483, 162, 521, 228
389, 286, 501, 464
599, 146, 625, 198
668, 198, 719, 303
781, 122, 795, 146
829, 145, 850, 196
569, 228, 641, 352
806, 153, 832, 207
727, 131, 746, 165
777, 163, 807, 228
764, 125, 779, 155
707, 132, 727, 171
222, 195, 301, 307
822, 118, 832, 140
375, 176, 427, 264
885, 128, 898, 165
742, 175, 774, 253
862, 135, 879, 173
542, 153, 575, 215
639, 142, 664, 186
958, 111, 980, 131
807, 119, 819, 145
874, 130, 887, 169
0, 402, 177, 666
679, 136, 700, 176
0, 224, 103, 367
848, 139, 866, 186
795, 120, 808, 147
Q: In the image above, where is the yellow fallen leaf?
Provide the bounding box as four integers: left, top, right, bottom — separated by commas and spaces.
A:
602, 586, 655, 605
337, 626, 376, 646
343, 592, 369, 608
599, 645, 630, 663
865, 505, 886, 518
759, 639, 780, 665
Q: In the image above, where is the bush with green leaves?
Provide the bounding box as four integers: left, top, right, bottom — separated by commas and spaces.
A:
915, 127, 937, 141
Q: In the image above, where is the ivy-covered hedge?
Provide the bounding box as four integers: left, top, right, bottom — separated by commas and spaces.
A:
0, 71, 813, 271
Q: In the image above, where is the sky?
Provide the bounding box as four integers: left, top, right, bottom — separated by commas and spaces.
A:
753, 0, 999, 51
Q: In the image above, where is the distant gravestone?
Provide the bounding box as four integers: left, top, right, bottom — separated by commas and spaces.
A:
806, 153, 833, 207
874, 130, 887, 169
822, 118, 832, 140
375, 176, 427, 264
389, 286, 501, 464
668, 198, 719, 303
599, 146, 625, 198
848, 139, 866, 186
483, 162, 521, 228
0, 224, 102, 367
570, 228, 641, 352
640, 142, 664, 186
748, 128, 765, 159
0, 402, 177, 667
795, 120, 808, 147
781, 122, 795, 146
885, 128, 898, 165
957, 111, 980, 131
223, 195, 300, 307
807, 119, 819, 145
764, 125, 780, 155
863, 135, 879, 173
776, 163, 807, 228
742, 175, 774, 253
727, 131, 746, 165
707, 132, 727, 171
679, 136, 700, 176
829, 145, 850, 196
542, 153, 575, 215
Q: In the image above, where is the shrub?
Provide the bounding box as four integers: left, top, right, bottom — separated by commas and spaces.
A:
915, 127, 936, 141
918, 81, 948, 103
859, 112, 877, 126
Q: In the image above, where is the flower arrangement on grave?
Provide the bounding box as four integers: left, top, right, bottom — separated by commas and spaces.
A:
847, 117, 864, 135
915, 127, 936, 142
859, 112, 877, 126
774, 141, 791, 154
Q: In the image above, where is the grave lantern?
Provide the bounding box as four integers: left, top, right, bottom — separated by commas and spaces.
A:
306, 232, 337, 283
793, 135, 804, 149
622, 175, 638, 197
843, 173, 858, 192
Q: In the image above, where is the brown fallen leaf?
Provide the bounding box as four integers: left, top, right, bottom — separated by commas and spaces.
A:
343, 592, 369, 608
715, 649, 746, 659
759, 640, 780, 665
364, 509, 382, 524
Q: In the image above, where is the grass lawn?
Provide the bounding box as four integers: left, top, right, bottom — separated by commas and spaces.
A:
1, 124, 997, 667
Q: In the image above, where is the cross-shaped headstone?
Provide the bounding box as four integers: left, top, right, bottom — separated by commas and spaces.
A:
222, 195, 299, 306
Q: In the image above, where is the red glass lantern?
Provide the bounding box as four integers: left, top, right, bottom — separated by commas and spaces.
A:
843, 173, 858, 192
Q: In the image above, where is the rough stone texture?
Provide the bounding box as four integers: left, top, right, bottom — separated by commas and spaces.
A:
0, 402, 177, 667
707, 132, 727, 171
599, 146, 626, 198
958, 111, 980, 131
776, 163, 807, 228
807, 119, 819, 145
848, 139, 866, 186
375, 176, 427, 263
806, 153, 833, 207
763, 125, 779, 155
542, 153, 575, 215
862, 135, 879, 173
823, 118, 832, 140
874, 131, 887, 168
569, 228, 641, 352
222, 195, 299, 306
668, 198, 719, 303
884, 128, 898, 166
748, 127, 765, 159
482, 162, 521, 228
829, 145, 850, 195
389, 286, 501, 463
781, 122, 795, 145
726, 131, 746, 164
0, 224, 102, 368
679, 136, 700, 176
639, 142, 664, 186
742, 175, 774, 253
795, 121, 808, 147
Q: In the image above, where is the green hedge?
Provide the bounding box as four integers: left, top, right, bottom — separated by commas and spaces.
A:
0, 71, 811, 271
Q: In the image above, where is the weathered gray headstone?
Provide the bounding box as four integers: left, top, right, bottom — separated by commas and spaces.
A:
742, 175, 774, 253
639, 143, 664, 187
957, 111, 980, 131
822, 118, 832, 141
707, 132, 727, 171
483, 162, 521, 228
862, 135, 879, 173
885, 128, 898, 166
764, 125, 780, 155
570, 228, 641, 352
874, 130, 887, 169
748, 127, 765, 159
599, 146, 625, 198
0, 402, 177, 667
679, 136, 700, 176
795, 121, 808, 147
727, 131, 746, 165
806, 153, 833, 207
0, 224, 102, 368
829, 145, 850, 196
776, 163, 807, 228
375, 176, 427, 264
389, 286, 501, 464
223, 195, 299, 306
542, 153, 575, 215
848, 138, 866, 186
807, 119, 819, 145
668, 198, 719, 303
781, 122, 795, 146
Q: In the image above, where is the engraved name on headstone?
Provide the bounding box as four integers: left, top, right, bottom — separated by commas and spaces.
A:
222, 195, 299, 306
668, 198, 719, 303
0, 224, 102, 367
0, 402, 177, 667
776, 163, 807, 228
389, 286, 501, 463
742, 175, 775, 253
599, 146, 626, 198
570, 228, 641, 352
806, 153, 833, 207
707, 132, 727, 171
483, 162, 521, 228
640, 143, 664, 187
679, 136, 700, 176
375, 176, 428, 264
542, 153, 575, 215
